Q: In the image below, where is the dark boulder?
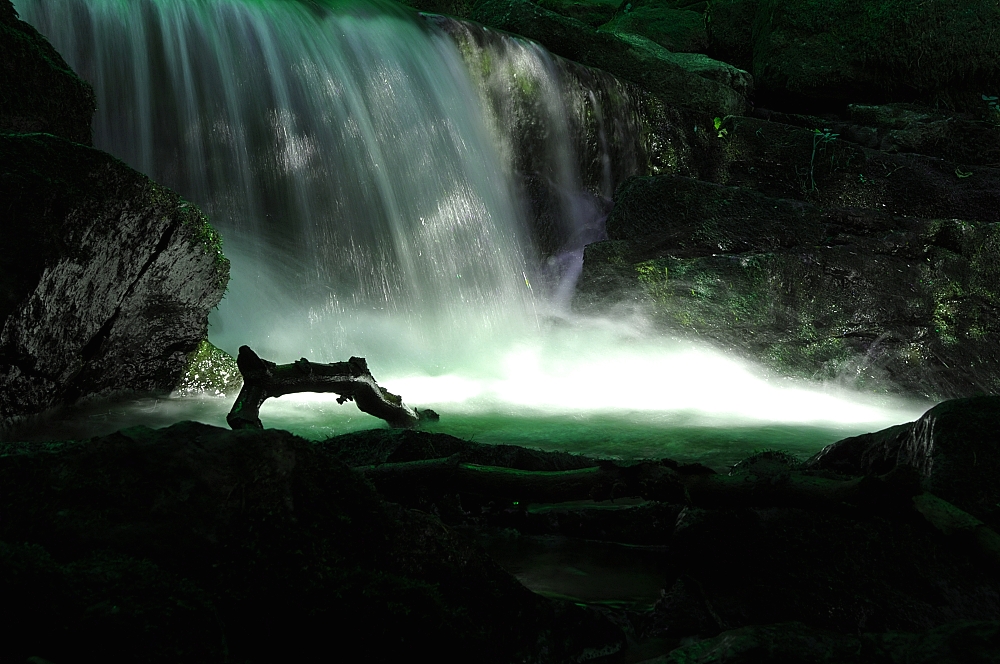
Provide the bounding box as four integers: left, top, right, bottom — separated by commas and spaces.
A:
707, 0, 1000, 114
0, 133, 229, 428
537, 0, 618, 27
808, 397, 1000, 530
711, 114, 1000, 223
753, 103, 1000, 170
0, 0, 95, 143
0, 422, 625, 663
704, 0, 756, 72
599, 5, 708, 54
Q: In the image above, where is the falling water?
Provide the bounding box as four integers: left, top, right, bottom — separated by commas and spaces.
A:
14, 0, 928, 463
18, 0, 547, 369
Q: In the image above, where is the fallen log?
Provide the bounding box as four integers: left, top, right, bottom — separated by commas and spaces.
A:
227, 346, 437, 430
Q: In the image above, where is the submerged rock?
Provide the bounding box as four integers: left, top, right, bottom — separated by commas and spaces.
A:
0, 134, 229, 428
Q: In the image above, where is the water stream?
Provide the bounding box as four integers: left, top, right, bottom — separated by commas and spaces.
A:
13, 0, 930, 467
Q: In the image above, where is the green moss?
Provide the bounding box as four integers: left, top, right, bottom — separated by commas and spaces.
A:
175, 339, 242, 396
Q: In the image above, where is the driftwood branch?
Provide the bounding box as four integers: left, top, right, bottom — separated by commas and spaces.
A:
227, 345, 437, 430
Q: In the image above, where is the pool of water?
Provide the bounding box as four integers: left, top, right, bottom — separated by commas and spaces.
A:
7, 385, 927, 472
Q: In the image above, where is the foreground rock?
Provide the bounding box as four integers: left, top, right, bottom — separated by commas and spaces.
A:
321, 410, 1000, 660
807, 396, 1000, 531
0, 134, 229, 429
3, 399, 999, 662
650, 620, 1000, 664
0, 423, 623, 663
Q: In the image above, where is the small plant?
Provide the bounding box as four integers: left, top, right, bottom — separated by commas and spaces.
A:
713, 116, 728, 138
809, 128, 839, 191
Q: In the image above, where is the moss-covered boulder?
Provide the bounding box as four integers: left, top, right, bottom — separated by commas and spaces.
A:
0, 422, 625, 662
537, 0, 618, 27
470, 0, 748, 115
0, 134, 229, 428
707, 0, 1000, 113
576, 174, 1000, 398
0, 0, 95, 143
704, 0, 756, 71
599, 5, 708, 54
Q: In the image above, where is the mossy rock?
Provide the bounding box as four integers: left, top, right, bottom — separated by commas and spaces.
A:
174, 339, 242, 396
537, 0, 619, 27
600, 6, 708, 53
470, 0, 747, 115
396, 0, 477, 16
0, 0, 95, 143
577, 174, 1000, 398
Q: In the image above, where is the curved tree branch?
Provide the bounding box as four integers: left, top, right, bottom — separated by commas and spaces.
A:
227, 346, 436, 430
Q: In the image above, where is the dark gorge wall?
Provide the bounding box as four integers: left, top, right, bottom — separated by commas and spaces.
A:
0, 1, 228, 429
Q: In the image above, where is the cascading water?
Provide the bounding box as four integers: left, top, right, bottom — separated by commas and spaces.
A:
20, 0, 540, 369
14, 0, 928, 466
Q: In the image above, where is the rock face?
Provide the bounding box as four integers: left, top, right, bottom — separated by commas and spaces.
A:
0, 422, 624, 663
470, 0, 748, 115
0, 1, 94, 143
577, 106, 1000, 399
0, 133, 229, 427
707, 0, 1000, 113
402, 0, 750, 116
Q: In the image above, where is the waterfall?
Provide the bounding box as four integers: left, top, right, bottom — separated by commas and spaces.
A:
14, 0, 651, 372
14, 0, 925, 433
